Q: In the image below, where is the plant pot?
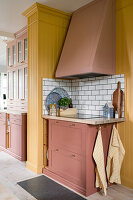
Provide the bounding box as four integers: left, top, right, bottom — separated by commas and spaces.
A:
59, 108, 77, 118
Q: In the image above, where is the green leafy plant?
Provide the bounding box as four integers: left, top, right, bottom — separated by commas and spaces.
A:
58, 97, 71, 107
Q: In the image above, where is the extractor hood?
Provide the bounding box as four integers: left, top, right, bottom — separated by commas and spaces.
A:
56, 0, 116, 78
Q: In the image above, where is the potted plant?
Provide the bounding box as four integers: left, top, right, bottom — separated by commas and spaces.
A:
58, 98, 77, 117
58, 97, 72, 110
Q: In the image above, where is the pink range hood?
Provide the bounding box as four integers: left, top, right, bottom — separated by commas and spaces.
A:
56, 0, 116, 79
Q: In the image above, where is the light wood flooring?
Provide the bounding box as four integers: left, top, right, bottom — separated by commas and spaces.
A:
0, 151, 133, 200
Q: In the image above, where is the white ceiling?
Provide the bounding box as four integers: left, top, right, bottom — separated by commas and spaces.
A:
0, 0, 94, 34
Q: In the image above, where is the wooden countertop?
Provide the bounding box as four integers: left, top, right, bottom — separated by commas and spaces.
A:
42, 115, 126, 125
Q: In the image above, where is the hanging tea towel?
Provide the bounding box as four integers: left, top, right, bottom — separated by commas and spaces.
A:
106, 125, 125, 184
93, 127, 107, 195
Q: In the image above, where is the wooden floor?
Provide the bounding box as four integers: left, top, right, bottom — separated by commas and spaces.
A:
0, 151, 133, 200
87, 184, 133, 200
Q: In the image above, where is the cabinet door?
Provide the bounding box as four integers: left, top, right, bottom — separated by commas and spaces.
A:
24, 38, 27, 63
48, 120, 86, 187
49, 147, 85, 187
13, 70, 18, 99
18, 68, 24, 99
7, 47, 11, 67
8, 71, 13, 99
0, 120, 6, 148
49, 120, 85, 154
12, 44, 16, 65
10, 123, 22, 157
17, 40, 22, 64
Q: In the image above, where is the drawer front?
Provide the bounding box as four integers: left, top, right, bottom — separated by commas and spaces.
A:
0, 113, 6, 122
49, 146, 85, 187
10, 114, 22, 125
49, 120, 86, 155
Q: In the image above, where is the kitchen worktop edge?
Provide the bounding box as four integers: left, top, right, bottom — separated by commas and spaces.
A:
42, 115, 126, 125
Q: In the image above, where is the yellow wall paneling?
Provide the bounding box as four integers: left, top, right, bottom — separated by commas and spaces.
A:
23, 3, 71, 173
116, 0, 133, 188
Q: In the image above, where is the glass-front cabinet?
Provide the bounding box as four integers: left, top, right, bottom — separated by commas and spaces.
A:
13, 45, 16, 65
13, 71, 18, 99
8, 72, 13, 99
18, 41, 22, 63
18, 68, 24, 100
24, 39, 27, 62
7, 26, 27, 111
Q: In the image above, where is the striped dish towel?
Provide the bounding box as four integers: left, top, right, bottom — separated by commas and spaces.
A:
106, 125, 125, 184
93, 127, 107, 195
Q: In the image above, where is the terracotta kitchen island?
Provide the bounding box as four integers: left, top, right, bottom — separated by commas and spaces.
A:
42, 115, 125, 197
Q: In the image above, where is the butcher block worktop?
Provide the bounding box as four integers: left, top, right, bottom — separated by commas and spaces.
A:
42, 115, 126, 125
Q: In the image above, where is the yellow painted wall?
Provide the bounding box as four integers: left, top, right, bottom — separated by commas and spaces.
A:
116, 0, 133, 188
23, 3, 71, 173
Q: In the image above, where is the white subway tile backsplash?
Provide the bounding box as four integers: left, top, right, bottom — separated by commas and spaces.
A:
79, 91, 85, 95
89, 86, 96, 90
108, 79, 116, 84
96, 96, 103, 100
82, 96, 89, 100
96, 85, 103, 90
103, 85, 112, 89
82, 86, 89, 90
89, 105, 95, 110
103, 95, 112, 101
85, 91, 92, 95
92, 101, 100, 106
100, 90, 107, 95
99, 79, 108, 84
43, 74, 125, 117
92, 90, 99, 95
82, 105, 89, 109
89, 96, 95, 101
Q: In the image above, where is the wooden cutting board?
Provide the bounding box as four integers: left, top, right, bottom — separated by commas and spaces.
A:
113, 82, 124, 118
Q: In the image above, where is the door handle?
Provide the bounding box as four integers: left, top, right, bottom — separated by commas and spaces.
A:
70, 124, 75, 127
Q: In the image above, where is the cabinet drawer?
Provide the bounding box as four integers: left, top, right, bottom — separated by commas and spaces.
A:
49, 120, 86, 155
10, 114, 22, 125
0, 113, 6, 121
49, 146, 85, 187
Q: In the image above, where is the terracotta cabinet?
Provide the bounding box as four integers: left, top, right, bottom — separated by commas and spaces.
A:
48, 120, 86, 188
43, 119, 113, 197
9, 114, 27, 161
0, 112, 27, 161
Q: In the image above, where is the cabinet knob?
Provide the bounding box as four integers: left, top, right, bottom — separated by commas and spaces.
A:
56, 121, 59, 124
55, 149, 59, 152
71, 154, 76, 157
70, 124, 75, 127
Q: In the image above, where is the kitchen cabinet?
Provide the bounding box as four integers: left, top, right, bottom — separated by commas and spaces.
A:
48, 120, 86, 188
0, 112, 27, 161
16, 32, 27, 65
6, 27, 27, 111
43, 119, 113, 196
18, 68, 24, 99
9, 114, 27, 161
8, 71, 13, 99
0, 113, 7, 148
7, 41, 17, 68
